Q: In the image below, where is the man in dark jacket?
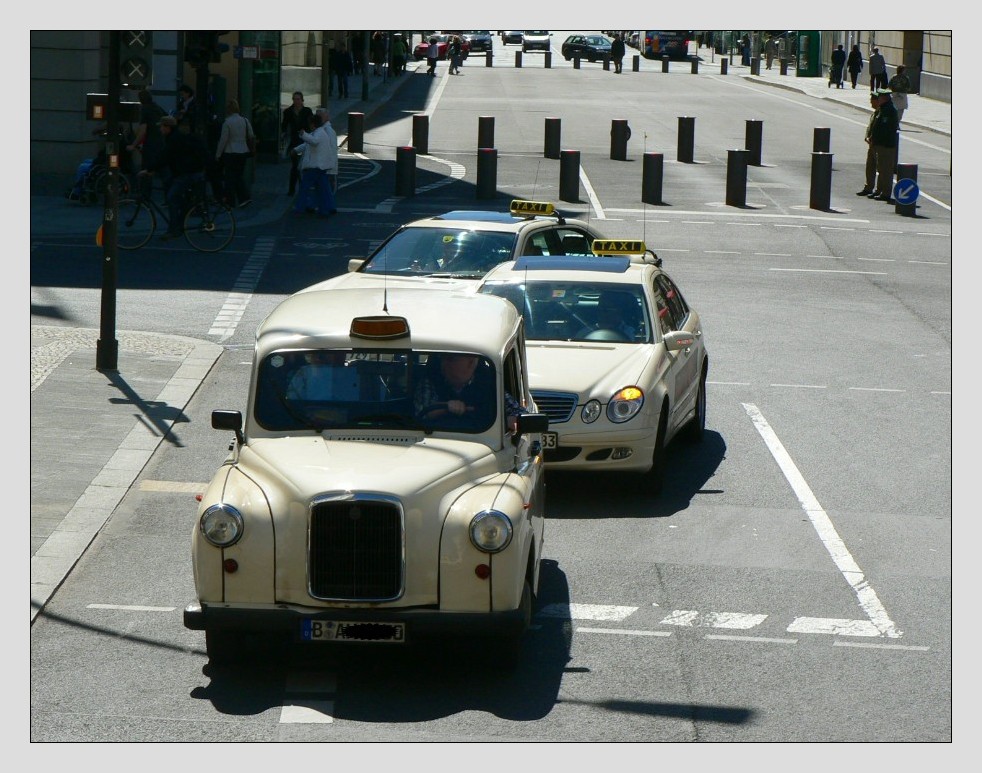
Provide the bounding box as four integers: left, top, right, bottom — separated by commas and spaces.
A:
139, 115, 209, 239
829, 44, 846, 88
610, 33, 626, 73
870, 89, 899, 201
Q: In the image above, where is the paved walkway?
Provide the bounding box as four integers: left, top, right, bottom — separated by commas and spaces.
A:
30, 46, 950, 623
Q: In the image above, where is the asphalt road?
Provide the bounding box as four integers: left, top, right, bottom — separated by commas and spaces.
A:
30, 32, 953, 751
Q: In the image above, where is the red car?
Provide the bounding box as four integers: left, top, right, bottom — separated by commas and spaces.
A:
413, 34, 470, 61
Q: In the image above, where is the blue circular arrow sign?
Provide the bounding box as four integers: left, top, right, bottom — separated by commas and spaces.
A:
893, 178, 920, 205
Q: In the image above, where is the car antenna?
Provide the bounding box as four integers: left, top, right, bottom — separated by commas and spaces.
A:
642, 130, 648, 249
382, 243, 389, 313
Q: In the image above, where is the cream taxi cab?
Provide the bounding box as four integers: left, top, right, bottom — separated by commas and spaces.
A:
183, 286, 550, 665
308, 200, 611, 294
477, 243, 708, 492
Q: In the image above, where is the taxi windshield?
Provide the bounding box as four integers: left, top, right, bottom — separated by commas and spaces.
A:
254, 349, 500, 433
482, 281, 651, 343
360, 227, 517, 278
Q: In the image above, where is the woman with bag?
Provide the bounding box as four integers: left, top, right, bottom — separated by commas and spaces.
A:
215, 99, 254, 208
846, 45, 864, 89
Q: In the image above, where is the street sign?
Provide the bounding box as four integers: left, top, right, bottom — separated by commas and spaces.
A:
893, 178, 920, 206
234, 45, 259, 59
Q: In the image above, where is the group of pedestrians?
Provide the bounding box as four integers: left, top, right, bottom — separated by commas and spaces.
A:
857, 88, 901, 203
282, 94, 338, 218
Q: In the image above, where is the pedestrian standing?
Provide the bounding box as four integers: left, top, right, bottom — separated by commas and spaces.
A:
293, 107, 339, 218
372, 31, 386, 76
829, 44, 846, 88
888, 65, 911, 123
764, 35, 777, 70
281, 91, 314, 196
391, 33, 407, 75
846, 44, 864, 89
332, 44, 353, 98
856, 91, 880, 197
215, 99, 254, 208
173, 84, 196, 134
448, 35, 462, 74
868, 47, 887, 91
611, 33, 626, 73
127, 89, 167, 196
426, 36, 440, 76
740, 33, 751, 66
870, 89, 899, 201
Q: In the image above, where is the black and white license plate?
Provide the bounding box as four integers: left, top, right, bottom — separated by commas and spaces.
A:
541, 432, 558, 449
301, 619, 405, 643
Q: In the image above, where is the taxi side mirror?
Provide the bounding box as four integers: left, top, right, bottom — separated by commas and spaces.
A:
212, 409, 243, 445
516, 412, 550, 435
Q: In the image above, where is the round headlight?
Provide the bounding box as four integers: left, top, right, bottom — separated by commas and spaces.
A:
469, 510, 514, 553
200, 503, 244, 547
581, 399, 602, 424
607, 387, 644, 423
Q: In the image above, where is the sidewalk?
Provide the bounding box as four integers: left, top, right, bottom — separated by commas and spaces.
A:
30, 50, 951, 623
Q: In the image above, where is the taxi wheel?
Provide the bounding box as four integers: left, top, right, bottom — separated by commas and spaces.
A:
686, 369, 707, 443
648, 406, 668, 494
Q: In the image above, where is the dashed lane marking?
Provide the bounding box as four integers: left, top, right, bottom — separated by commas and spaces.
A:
87, 604, 176, 612
833, 641, 931, 652
659, 610, 768, 629
706, 635, 797, 645
208, 236, 275, 341
538, 603, 637, 621
577, 627, 671, 637
769, 268, 888, 275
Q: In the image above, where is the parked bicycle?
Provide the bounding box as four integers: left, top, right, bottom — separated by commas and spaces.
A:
116, 177, 235, 252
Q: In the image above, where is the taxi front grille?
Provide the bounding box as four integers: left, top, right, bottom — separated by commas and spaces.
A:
308, 500, 403, 601
531, 390, 578, 423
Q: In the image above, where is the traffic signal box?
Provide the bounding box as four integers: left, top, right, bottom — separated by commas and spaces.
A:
119, 30, 154, 88
185, 31, 230, 65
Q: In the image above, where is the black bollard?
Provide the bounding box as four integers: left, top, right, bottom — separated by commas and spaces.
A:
486, 51, 493, 67
894, 163, 918, 216
813, 127, 831, 153
544, 117, 561, 159
632, 54, 640, 72
751, 57, 760, 75
515, 51, 522, 68
559, 150, 580, 202
412, 114, 429, 155
574, 55, 580, 69
476, 148, 497, 199
726, 149, 749, 207
809, 152, 833, 210
395, 146, 416, 197
610, 119, 630, 161
603, 55, 610, 71
545, 51, 552, 68
677, 116, 695, 163
478, 116, 495, 150
347, 112, 365, 153
642, 152, 664, 205
721, 57, 728, 75
691, 58, 699, 74
662, 56, 670, 73
745, 119, 763, 166
779, 58, 789, 75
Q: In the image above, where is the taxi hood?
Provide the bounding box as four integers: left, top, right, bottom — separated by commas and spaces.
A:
240, 434, 500, 498
527, 342, 656, 397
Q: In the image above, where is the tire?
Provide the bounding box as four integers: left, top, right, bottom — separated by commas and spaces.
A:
686, 367, 707, 443
116, 198, 155, 250
647, 405, 668, 494
184, 199, 235, 252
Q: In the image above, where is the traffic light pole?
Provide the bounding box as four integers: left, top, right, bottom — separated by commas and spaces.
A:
96, 31, 121, 371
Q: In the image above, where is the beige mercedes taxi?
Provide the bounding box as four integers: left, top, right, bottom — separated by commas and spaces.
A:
478, 243, 708, 493
183, 286, 549, 665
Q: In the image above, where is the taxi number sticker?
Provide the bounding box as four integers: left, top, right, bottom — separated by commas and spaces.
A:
542, 432, 558, 449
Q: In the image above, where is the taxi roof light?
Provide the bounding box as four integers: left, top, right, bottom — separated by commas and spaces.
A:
592, 239, 646, 255
510, 199, 555, 217
350, 316, 411, 339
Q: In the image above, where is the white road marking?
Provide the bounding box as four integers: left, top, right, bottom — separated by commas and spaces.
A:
208, 237, 275, 341
931, 391, 951, 395
770, 383, 827, 389
706, 635, 797, 645
908, 260, 948, 266
577, 627, 672, 637
848, 387, 905, 393
705, 250, 741, 254
725, 222, 762, 226
279, 702, 334, 723
788, 618, 882, 636
607, 208, 871, 223
833, 641, 931, 651
806, 255, 844, 259
537, 603, 637, 621
660, 610, 768, 629
743, 403, 902, 638
579, 167, 605, 219
858, 257, 895, 262
869, 229, 903, 234
708, 381, 751, 386
918, 191, 951, 211
769, 268, 888, 275
915, 232, 948, 237
87, 604, 176, 612
820, 226, 855, 231
755, 252, 792, 257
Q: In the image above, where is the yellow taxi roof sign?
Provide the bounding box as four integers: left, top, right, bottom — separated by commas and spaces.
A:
592, 239, 646, 255
510, 200, 555, 217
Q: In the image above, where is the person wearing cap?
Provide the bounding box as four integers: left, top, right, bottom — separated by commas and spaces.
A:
138, 114, 209, 240
869, 89, 899, 202
857, 90, 881, 197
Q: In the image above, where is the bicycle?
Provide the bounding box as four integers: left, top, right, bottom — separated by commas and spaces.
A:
116, 176, 235, 252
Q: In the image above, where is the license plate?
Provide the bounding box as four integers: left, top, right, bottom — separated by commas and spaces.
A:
301, 619, 405, 643
542, 432, 558, 449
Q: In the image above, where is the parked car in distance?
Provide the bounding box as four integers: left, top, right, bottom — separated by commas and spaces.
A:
501, 31, 523, 45
561, 34, 613, 62
522, 31, 551, 52
413, 33, 470, 61
463, 30, 493, 52
478, 245, 709, 493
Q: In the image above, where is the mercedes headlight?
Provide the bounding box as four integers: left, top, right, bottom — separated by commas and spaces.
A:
469, 510, 514, 553
607, 387, 644, 423
581, 399, 602, 424
199, 503, 244, 547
